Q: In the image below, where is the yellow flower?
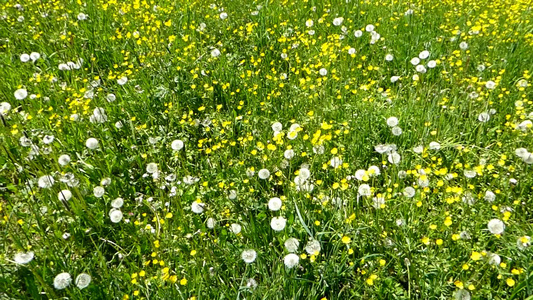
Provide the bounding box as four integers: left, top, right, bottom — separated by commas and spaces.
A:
180, 278, 188, 285
342, 236, 351, 244
470, 251, 481, 261
506, 278, 515, 287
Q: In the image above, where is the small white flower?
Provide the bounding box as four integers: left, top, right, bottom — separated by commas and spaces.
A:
413, 145, 424, 154
53, 272, 72, 290
484, 190, 496, 202
117, 76, 128, 85
464, 170, 476, 178
38, 175, 55, 188
0, 102, 11, 115
392, 126, 403, 136
419, 50, 430, 59
283, 253, 299, 268
58, 190, 72, 201
109, 209, 123, 223
385, 54, 393, 61
14, 251, 34, 264
86, 138, 99, 149
241, 249, 257, 263
319, 68, 328, 76
391, 76, 400, 83
429, 142, 441, 150
268, 197, 282, 211
258, 169, 270, 179
354, 169, 367, 181
14, 88, 28, 100
305, 19, 314, 27
191, 201, 205, 214
75, 273, 91, 289
410, 57, 420, 65
106, 93, 116, 102
348, 48, 356, 55
415, 65, 427, 73
487, 218, 505, 234
77, 13, 87, 20
219, 12, 228, 19
386, 117, 398, 127
270, 216, 287, 231
284, 238, 299, 253
427, 60, 437, 68
459, 41, 468, 50
354, 30, 363, 38
365, 24, 375, 32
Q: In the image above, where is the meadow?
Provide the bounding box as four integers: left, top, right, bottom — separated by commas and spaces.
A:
0, 0, 532, 298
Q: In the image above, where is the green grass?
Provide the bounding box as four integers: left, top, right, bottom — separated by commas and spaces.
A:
1, 0, 533, 299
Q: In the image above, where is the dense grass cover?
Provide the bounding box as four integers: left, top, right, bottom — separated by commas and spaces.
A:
1, 0, 532, 298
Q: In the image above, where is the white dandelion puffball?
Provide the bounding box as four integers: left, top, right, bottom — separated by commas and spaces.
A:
419, 50, 430, 59
478, 112, 490, 122
403, 187, 416, 198
484, 190, 496, 202
58, 190, 72, 201
354, 30, 363, 38
53, 272, 72, 290
77, 13, 87, 21
332, 17, 343, 26
117, 76, 128, 85
170, 139, 184, 151
517, 236, 531, 250
271, 122, 283, 132
207, 218, 216, 229
0, 102, 11, 115
429, 142, 441, 150
75, 273, 91, 289
348, 48, 356, 55
454, 289, 471, 300
355, 169, 367, 181
391, 76, 400, 83
20, 53, 30, 62
487, 253, 501, 266
459, 41, 468, 50
228, 190, 237, 200
270, 216, 287, 231
416, 65, 427, 74
14, 88, 28, 100
287, 130, 298, 140
284, 238, 299, 253
14, 251, 34, 264
365, 24, 375, 32
146, 162, 158, 174
258, 169, 270, 179
111, 197, 124, 208
30, 52, 40, 61
358, 184, 371, 197
299, 168, 311, 181
109, 209, 123, 223
58, 154, 71, 166
386, 117, 398, 127
86, 138, 99, 149
230, 223, 242, 234
241, 249, 257, 263
319, 68, 328, 76
305, 239, 321, 255
487, 219, 505, 234
306, 19, 314, 27
410, 57, 420, 65
219, 12, 228, 19
191, 201, 205, 214
284, 149, 295, 160
211, 48, 221, 57
485, 80, 496, 89
106, 93, 116, 102
283, 253, 300, 268
93, 186, 105, 198
38, 175, 55, 188
427, 60, 437, 68
385, 54, 394, 61
515, 148, 529, 158
388, 152, 401, 164
392, 126, 403, 136
268, 197, 282, 211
